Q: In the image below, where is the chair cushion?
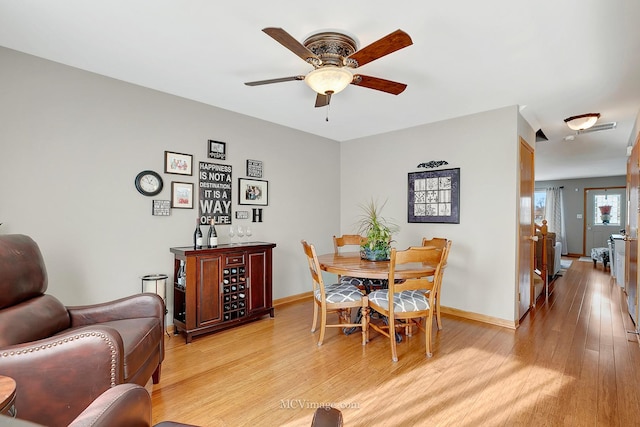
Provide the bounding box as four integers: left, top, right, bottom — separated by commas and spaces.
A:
339, 276, 387, 288
315, 284, 364, 303
64, 317, 162, 382
369, 289, 430, 312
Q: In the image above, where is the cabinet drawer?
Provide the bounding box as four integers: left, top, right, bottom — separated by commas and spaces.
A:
225, 253, 245, 265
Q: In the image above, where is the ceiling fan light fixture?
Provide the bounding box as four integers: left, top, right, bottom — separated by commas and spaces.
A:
305, 66, 353, 95
564, 113, 601, 131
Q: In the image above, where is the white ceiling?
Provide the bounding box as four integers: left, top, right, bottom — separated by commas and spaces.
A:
1, 0, 639, 181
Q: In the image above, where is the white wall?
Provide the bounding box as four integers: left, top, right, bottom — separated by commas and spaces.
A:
341, 106, 527, 322
0, 47, 340, 318
1, 46, 533, 326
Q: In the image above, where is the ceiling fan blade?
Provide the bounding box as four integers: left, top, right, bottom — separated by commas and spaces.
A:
347, 29, 413, 67
351, 75, 407, 95
315, 93, 331, 108
244, 76, 305, 86
262, 27, 319, 63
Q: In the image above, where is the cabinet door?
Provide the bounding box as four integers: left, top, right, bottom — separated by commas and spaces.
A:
197, 255, 222, 326
247, 250, 271, 312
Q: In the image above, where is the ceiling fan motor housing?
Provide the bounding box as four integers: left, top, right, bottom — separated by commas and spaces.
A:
303, 32, 358, 68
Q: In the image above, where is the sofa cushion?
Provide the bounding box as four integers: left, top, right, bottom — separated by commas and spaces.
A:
66, 317, 162, 382
0, 294, 70, 347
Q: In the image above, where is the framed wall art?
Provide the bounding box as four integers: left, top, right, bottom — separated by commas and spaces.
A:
164, 151, 193, 176
171, 181, 194, 209
208, 140, 226, 161
152, 200, 171, 216
238, 178, 268, 206
246, 159, 263, 178
408, 168, 460, 223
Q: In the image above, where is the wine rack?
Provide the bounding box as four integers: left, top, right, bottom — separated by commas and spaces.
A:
170, 242, 276, 343
222, 265, 247, 321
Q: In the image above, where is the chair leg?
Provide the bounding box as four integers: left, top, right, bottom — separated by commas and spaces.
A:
311, 300, 319, 333
436, 299, 443, 331
318, 305, 327, 346
425, 312, 434, 358
361, 306, 369, 346
389, 316, 398, 362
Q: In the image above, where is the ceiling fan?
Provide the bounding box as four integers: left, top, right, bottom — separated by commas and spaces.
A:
244, 27, 413, 108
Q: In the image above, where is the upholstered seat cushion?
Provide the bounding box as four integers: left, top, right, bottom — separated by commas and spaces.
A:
315, 284, 364, 303
339, 276, 387, 288
369, 289, 430, 312
63, 317, 163, 384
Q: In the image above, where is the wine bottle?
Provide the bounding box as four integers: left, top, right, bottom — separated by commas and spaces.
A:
177, 260, 186, 288
194, 218, 203, 249
208, 219, 218, 248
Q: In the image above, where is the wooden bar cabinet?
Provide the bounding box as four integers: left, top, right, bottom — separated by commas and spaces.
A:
170, 242, 276, 343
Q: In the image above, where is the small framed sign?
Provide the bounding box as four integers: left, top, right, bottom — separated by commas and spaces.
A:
208, 140, 226, 161
246, 159, 263, 178
152, 200, 171, 216
236, 211, 249, 219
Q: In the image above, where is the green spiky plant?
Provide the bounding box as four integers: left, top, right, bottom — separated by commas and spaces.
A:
356, 198, 399, 260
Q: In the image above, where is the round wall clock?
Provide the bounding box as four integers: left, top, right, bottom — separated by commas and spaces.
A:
135, 170, 163, 196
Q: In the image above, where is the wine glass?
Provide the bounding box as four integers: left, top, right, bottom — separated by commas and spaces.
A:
245, 226, 252, 240
228, 225, 235, 241
237, 225, 244, 239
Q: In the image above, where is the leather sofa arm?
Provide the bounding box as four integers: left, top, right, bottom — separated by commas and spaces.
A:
0, 326, 125, 427
68, 383, 151, 427
68, 293, 164, 327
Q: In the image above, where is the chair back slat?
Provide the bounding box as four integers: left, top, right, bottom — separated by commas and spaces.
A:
333, 234, 367, 253
301, 240, 324, 295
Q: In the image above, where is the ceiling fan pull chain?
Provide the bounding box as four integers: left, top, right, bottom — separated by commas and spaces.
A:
326, 103, 330, 122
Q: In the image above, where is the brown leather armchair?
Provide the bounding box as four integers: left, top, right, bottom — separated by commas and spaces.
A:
0, 234, 164, 427
1, 383, 199, 427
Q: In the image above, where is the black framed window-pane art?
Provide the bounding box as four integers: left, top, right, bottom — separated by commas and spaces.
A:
408, 168, 460, 223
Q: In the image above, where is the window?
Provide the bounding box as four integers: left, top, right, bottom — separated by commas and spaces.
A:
594, 194, 621, 225
534, 190, 546, 225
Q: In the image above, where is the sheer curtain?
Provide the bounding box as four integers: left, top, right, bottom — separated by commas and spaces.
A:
545, 187, 568, 255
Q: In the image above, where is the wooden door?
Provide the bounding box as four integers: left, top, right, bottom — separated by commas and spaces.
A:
584, 187, 626, 255
518, 138, 535, 320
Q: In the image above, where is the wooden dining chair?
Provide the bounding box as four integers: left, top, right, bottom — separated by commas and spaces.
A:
301, 240, 368, 346
367, 244, 449, 361
333, 234, 387, 293
422, 237, 452, 330
421, 237, 448, 250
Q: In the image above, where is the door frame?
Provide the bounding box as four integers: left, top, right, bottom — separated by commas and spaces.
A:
517, 137, 535, 322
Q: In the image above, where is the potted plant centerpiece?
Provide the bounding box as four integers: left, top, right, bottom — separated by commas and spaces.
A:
356, 199, 399, 261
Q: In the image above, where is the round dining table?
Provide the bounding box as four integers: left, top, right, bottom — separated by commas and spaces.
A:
317, 251, 435, 280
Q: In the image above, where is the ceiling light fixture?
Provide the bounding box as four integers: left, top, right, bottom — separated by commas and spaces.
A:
304, 66, 353, 95
564, 113, 601, 131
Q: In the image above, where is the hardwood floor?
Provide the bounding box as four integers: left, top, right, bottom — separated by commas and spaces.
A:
150, 259, 640, 426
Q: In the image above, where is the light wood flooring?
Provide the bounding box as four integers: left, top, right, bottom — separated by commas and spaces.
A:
149, 259, 640, 426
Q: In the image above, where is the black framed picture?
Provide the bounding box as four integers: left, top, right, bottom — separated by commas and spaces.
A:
164, 151, 193, 176
171, 181, 194, 209
208, 140, 226, 161
408, 168, 460, 223
238, 178, 268, 206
